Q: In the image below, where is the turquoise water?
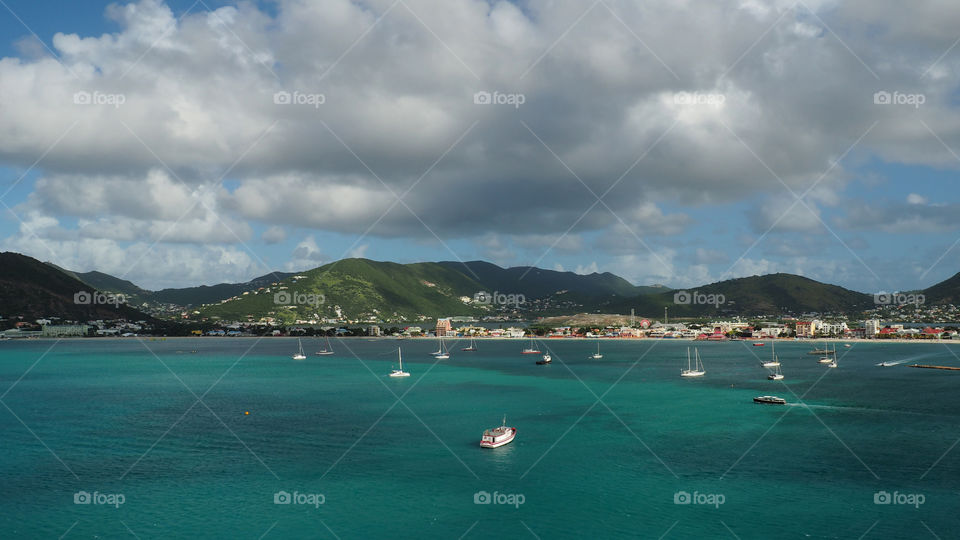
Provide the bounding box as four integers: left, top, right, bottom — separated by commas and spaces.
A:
1, 338, 959, 538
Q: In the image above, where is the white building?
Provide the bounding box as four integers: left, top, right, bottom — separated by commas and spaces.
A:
818, 322, 848, 336
864, 319, 881, 337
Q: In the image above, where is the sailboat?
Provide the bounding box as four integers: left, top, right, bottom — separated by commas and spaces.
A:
315, 336, 334, 356
462, 337, 477, 352
590, 340, 603, 359
292, 338, 307, 360
681, 347, 706, 377
761, 343, 780, 368
768, 363, 784, 380
389, 348, 410, 377
827, 345, 838, 368
521, 338, 541, 354
435, 337, 450, 359
818, 343, 834, 364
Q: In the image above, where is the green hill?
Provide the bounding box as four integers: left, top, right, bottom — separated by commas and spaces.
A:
923, 272, 960, 305
1, 253, 150, 322
199, 259, 487, 323
605, 273, 874, 317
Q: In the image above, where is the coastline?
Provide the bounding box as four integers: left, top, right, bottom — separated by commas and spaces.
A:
7, 335, 960, 344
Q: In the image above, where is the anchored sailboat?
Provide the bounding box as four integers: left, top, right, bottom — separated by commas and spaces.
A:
292, 338, 307, 360
681, 347, 706, 377
390, 348, 410, 377
315, 336, 334, 356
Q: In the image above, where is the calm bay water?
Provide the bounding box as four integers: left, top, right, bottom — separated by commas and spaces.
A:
1, 337, 959, 538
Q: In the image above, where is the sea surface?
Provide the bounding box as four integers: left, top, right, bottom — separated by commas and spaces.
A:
1, 337, 959, 539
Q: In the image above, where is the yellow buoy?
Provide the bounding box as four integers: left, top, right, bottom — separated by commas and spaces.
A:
244, 411, 250, 415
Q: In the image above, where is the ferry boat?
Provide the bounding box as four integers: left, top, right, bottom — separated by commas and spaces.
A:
753, 395, 786, 405
681, 347, 705, 377
315, 336, 334, 356
536, 353, 552, 365
480, 415, 516, 448
521, 338, 541, 354
292, 339, 307, 360
389, 348, 410, 377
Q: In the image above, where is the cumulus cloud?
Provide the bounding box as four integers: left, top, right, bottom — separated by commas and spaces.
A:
0, 0, 958, 287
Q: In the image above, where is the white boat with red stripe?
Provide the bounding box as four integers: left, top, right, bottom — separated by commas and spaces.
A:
480, 415, 516, 448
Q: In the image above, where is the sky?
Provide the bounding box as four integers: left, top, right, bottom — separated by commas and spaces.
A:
0, 0, 958, 292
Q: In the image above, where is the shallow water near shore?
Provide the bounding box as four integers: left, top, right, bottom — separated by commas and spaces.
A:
1, 337, 958, 538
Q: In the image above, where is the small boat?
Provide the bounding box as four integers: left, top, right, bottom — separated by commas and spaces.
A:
435, 337, 450, 360
753, 342, 765, 347
754, 395, 786, 405
808, 342, 834, 355
315, 336, 334, 356
844, 344, 852, 348
878, 361, 897, 367
462, 337, 477, 352
681, 347, 705, 377
767, 364, 784, 380
292, 338, 307, 360
389, 348, 410, 377
520, 338, 541, 355
480, 415, 516, 448
536, 353, 552, 365
819, 344, 837, 365
760, 343, 780, 368
590, 340, 603, 359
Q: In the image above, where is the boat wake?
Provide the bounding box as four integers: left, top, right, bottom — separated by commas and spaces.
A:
785, 402, 946, 417
874, 359, 912, 367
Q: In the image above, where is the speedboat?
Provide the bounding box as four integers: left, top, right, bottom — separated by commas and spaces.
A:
753, 342, 765, 347
480, 415, 516, 448
754, 395, 786, 405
